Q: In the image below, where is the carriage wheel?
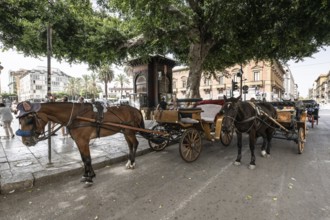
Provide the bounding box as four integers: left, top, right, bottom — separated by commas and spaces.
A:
297, 127, 305, 154
148, 124, 169, 151
220, 128, 234, 146
179, 128, 202, 162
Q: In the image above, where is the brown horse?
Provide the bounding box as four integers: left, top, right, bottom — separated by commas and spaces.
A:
16, 101, 146, 185
215, 96, 277, 169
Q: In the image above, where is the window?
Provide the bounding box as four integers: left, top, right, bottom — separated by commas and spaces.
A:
219, 76, 224, 85
203, 78, 210, 86
181, 76, 187, 88
136, 75, 146, 93
253, 71, 260, 81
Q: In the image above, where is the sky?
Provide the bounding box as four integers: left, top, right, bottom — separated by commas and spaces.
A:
287, 46, 330, 97
1, 46, 330, 97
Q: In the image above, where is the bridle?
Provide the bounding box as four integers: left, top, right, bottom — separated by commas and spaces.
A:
17, 112, 49, 143
222, 101, 259, 133
221, 101, 238, 131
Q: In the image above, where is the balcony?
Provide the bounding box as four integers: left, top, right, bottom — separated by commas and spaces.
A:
200, 85, 211, 91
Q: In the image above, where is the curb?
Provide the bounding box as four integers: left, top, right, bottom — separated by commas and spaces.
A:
0, 147, 152, 194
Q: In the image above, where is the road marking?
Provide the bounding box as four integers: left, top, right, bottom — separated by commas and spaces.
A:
161, 148, 248, 220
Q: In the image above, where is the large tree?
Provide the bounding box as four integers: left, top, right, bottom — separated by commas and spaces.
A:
1, 0, 330, 97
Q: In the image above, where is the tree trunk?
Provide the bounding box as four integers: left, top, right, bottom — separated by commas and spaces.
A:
186, 42, 214, 98
104, 82, 108, 100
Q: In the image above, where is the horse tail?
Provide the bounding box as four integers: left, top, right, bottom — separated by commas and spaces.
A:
134, 108, 158, 141
138, 110, 145, 130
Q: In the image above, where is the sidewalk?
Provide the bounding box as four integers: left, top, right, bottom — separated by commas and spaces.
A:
0, 116, 156, 194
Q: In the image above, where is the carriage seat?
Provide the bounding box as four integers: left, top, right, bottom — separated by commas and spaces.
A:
177, 107, 202, 124
196, 104, 222, 123
180, 117, 199, 124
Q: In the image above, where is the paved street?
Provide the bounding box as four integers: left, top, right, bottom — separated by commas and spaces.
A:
0, 107, 329, 219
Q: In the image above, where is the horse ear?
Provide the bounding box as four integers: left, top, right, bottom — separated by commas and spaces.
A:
224, 95, 227, 101
22, 101, 32, 111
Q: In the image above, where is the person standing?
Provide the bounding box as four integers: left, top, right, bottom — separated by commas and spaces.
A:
61, 96, 69, 136
0, 103, 15, 139
48, 95, 57, 135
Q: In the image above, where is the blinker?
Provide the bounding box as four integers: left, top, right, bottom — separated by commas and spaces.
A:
16, 129, 32, 137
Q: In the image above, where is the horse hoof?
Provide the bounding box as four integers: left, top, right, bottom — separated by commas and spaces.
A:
80, 176, 87, 182
125, 161, 136, 169
84, 181, 93, 188
261, 150, 266, 157
249, 164, 256, 170
234, 161, 241, 166
266, 154, 270, 158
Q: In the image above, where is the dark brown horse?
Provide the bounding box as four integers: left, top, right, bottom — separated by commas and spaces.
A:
16, 101, 146, 185
215, 96, 277, 169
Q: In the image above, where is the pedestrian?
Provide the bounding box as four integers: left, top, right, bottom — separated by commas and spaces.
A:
62, 96, 68, 102
0, 103, 15, 139
61, 96, 68, 136
48, 95, 57, 135
78, 96, 84, 103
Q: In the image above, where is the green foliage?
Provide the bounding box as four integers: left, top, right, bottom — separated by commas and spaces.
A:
1, 0, 330, 97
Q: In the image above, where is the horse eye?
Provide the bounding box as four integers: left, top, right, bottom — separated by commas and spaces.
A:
25, 118, 34, 125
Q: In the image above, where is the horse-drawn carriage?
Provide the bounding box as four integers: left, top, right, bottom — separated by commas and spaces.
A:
302, 99, 319, 128
148, 98, 227, 162
270, 101, 307, 154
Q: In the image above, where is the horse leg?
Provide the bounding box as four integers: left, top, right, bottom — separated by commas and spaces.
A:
260, 135, 267, 157
80, 153, 96, 185
234, 132, 243, 166
265, 130, 273, 157
124, 133, 139, 169
75, 140, 96, 185
248, 132, 257, 169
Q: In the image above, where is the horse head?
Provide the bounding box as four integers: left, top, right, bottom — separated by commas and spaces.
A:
218, 95, 241, 132
15, 101, 47, 146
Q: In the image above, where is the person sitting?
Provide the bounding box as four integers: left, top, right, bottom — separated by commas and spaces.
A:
158, 97, 167, 110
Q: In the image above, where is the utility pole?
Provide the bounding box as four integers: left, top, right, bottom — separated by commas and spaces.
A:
237, 64, 243, 99
46, 0, 54, 166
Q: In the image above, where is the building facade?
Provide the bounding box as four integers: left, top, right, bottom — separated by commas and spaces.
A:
313, 73, 329, 103
173, 60, 288, 101
10, 67, 72, 102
